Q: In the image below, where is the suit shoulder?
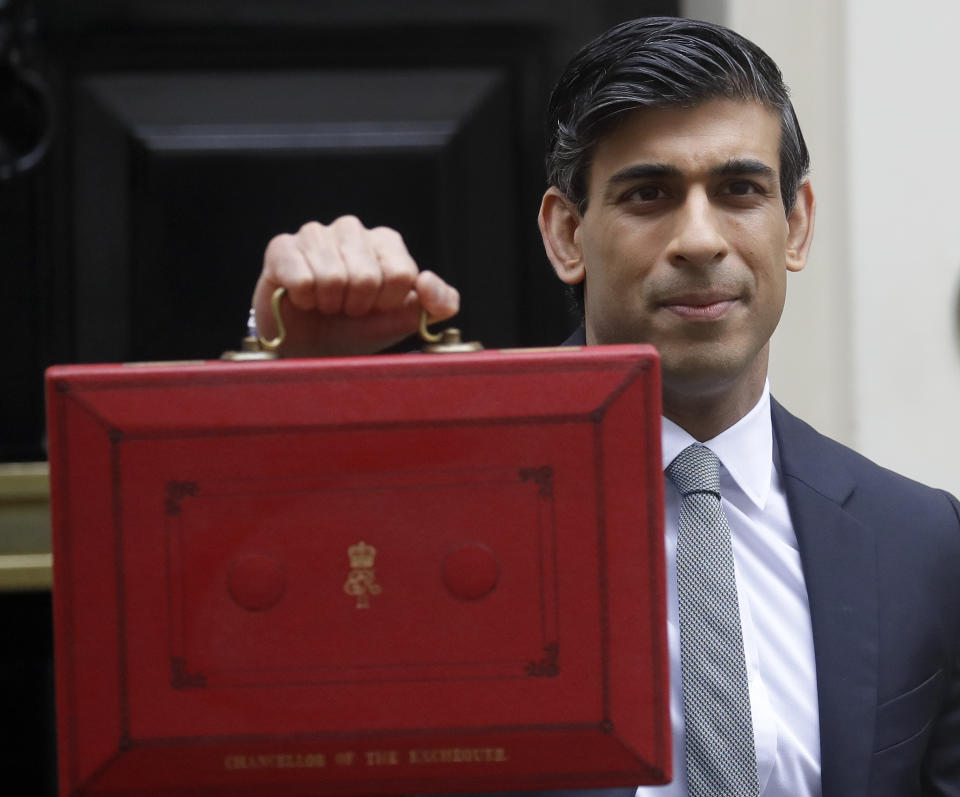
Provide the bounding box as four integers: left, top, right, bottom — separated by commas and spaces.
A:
771, 399, 960, 528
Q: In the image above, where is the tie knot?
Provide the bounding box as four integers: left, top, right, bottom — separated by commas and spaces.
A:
666, 444, 721, 496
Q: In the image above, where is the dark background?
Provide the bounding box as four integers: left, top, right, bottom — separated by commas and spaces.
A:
1, 0, 676, 791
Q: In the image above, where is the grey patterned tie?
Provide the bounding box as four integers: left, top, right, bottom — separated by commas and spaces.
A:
666, 444, 759, 797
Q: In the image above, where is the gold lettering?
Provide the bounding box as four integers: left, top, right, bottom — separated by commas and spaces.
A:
223, 752, 326, 770
407, 747, 509, 765
225, 746, 509, 773
365, 750, 399, 766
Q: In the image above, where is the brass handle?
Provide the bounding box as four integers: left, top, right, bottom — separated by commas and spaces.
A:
258, 286, 288, 351
418, 309, 483, 353
220, 286, 288, 361
418, 309, 444, 344
226, 296, 480, 360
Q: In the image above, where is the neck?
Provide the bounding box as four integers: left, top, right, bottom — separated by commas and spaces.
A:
661, 357, 768, 442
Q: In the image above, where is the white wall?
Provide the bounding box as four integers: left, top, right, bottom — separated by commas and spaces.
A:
844, 0, 960, 493
682, 0, 960, 493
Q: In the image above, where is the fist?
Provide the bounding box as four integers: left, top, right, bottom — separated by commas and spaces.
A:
253, 216, 460, 357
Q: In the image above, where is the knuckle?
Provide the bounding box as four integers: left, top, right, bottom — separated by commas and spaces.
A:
297, 220, 325, 236
381, 265, 415, 289
318, 269, 348, 290
333, 214, 365, 232
372, 226, 404, 246
351, 271, 381, 293
284, 272, 319, 300
265, 232, 295, 258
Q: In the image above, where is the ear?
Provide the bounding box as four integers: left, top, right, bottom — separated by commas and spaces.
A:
785, 180, 816, 273
538, 186, 586, 285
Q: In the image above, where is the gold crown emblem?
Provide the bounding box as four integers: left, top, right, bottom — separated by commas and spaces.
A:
347, 541, 376, 569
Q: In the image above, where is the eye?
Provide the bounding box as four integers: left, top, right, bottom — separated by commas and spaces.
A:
624, 184, 667, 202
719, 179, 765, 197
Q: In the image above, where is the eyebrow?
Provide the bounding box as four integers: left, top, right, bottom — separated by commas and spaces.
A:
712, 158, 776, 179
606, 163, 682, 186
604, 158, 777, 191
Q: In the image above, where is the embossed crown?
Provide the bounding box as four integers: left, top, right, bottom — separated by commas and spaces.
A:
347, 541, 376, 569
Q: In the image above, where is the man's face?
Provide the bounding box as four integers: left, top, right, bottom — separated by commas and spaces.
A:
557, 99, 810, 409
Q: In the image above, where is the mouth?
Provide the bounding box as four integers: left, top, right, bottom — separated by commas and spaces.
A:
660, 292, 739, 321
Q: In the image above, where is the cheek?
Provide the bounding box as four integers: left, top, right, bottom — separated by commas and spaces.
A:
736, 222, 789, 289
584, 222, 658, 280
581, 232, 622, 289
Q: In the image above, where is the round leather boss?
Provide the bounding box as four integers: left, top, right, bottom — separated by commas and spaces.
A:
226, 554, 286, 612
442, 542, 500, 600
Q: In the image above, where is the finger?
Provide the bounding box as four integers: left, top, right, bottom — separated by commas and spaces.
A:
251, 273, 283, 340
332, 216, 383, 317
416, 271, 460, 321
261, 232, 320, 312
297, 221, 348, 315
370, 226, 419, 311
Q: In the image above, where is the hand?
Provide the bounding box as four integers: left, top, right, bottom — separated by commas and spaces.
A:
252, 216, 460, 357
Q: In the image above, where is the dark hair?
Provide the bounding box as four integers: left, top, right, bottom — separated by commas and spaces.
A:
545, 16, 809, 314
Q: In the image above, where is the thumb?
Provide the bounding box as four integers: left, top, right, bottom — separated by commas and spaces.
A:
415, 271, 460, 322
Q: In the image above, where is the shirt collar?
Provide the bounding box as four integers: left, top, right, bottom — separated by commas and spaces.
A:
661, 381, 774, 510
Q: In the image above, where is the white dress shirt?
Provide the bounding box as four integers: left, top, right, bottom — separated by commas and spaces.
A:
635, 383, 821, 796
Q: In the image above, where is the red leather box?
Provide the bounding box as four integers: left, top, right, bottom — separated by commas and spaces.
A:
46, 344, 668, 796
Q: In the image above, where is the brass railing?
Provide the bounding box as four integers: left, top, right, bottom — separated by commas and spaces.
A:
0, 462, 51, 590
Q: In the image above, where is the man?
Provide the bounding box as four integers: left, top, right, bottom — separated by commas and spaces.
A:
252, 16, 960, 797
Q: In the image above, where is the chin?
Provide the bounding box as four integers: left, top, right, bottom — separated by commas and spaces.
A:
660, 350, 751, 397
587, 317, 654, 347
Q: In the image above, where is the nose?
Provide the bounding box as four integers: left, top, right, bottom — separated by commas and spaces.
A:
666, 188, 727, 268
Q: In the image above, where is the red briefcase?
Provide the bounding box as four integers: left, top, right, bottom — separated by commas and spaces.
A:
46, 343, 668, 795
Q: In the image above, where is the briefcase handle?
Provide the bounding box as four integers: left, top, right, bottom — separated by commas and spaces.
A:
222, 287, 482, 360
221, 287, 288, 361
418, 310, 483, 354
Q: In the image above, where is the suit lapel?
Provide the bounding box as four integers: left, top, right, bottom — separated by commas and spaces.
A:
562, 326, 587, 346
771, 401, 878, 797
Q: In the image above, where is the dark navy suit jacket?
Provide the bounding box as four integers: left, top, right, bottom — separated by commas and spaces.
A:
449, 329, 960, 797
